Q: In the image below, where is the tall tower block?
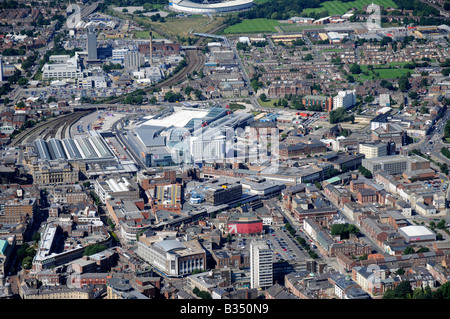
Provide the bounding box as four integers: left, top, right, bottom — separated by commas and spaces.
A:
87, 26, 98, 61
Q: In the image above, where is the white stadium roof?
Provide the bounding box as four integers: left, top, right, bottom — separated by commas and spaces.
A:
169, 0, 253, 13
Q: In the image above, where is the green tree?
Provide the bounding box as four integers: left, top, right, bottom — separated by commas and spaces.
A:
18, 77, 28, 86
22, 256, 33, 269
398, 76, 410, 92
303, 53, 313, 61
260, 93, 268, 102
408, 91, 418, 99
83, 244, 107, 256
403, 246, 415, 255
350, 63, 362, 74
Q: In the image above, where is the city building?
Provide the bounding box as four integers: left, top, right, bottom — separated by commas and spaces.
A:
302, 95, 333, 112
112, 48, 129, 63
372, 123, 405, 147
106, 277, 148, 299
250, 239, 273, 289
93, 175, 140, 204
0, 197, 37, 224
227, 212, 263, 235
379, 94, 391, 107
123, 51, 144, 70
398, 225, 436, 243
358, 141, 395, 159
86, 26, 98, 62
204, 183, 242, 206
361, 155, 430, 175
279, 140, 327, 159
136, 236, 206, 277
0, 57, 3, 82
42, 54, 83, 80
333, 90, 356, 110
31, 159, 81, 185
189, 134, 225, 163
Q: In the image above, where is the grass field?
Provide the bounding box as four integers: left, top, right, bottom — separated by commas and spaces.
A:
373, 68, 412, 79
223, 18, 285, 34
352, 65, 414, 81
258, 98, 277, 108
301, 0, 397, 15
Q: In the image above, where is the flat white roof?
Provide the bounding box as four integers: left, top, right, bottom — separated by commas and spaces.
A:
141, 107, 208, 128
399, 225, 435, 237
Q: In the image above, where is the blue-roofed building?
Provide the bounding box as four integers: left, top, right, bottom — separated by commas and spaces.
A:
259, 113, 279, 122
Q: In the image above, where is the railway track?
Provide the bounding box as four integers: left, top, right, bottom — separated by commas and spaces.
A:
11, 111, 92, 147
41, 111, 91, 140
95, 19, 225, 105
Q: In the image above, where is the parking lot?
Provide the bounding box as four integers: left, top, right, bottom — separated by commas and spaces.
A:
266, 227, 310, 262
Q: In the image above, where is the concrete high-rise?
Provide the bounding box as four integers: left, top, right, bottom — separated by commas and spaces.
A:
333, 90, 356, 110
86, 26, 98, 61
250, 239, 273, 289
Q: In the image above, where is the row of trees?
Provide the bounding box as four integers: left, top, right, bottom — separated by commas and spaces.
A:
223, 0, 324, 27
330, 223, 359, 240
384, 281, 450, 299
284, 223, 319, 259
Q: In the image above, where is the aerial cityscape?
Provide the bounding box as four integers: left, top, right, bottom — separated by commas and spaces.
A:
1, 0, 450, 304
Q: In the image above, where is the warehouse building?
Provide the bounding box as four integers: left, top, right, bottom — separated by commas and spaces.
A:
398, 225, 436, 243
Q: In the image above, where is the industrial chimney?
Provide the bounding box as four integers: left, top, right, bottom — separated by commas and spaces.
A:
149, 31, 153, 64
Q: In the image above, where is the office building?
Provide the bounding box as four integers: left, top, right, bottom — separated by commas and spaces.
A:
42, 54, 83, 80
361, 155, 430, 175
112, 48, 129, 63
189, 134, 225, 163
333, 90, 356, 110
358, 141, 395, 159
302, 95, 333, 112
204, 183, 242, 205
372, 123, 405, 147
250, 239, 273, 289
93, 175, 140, 204
0, 197, 37, 224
